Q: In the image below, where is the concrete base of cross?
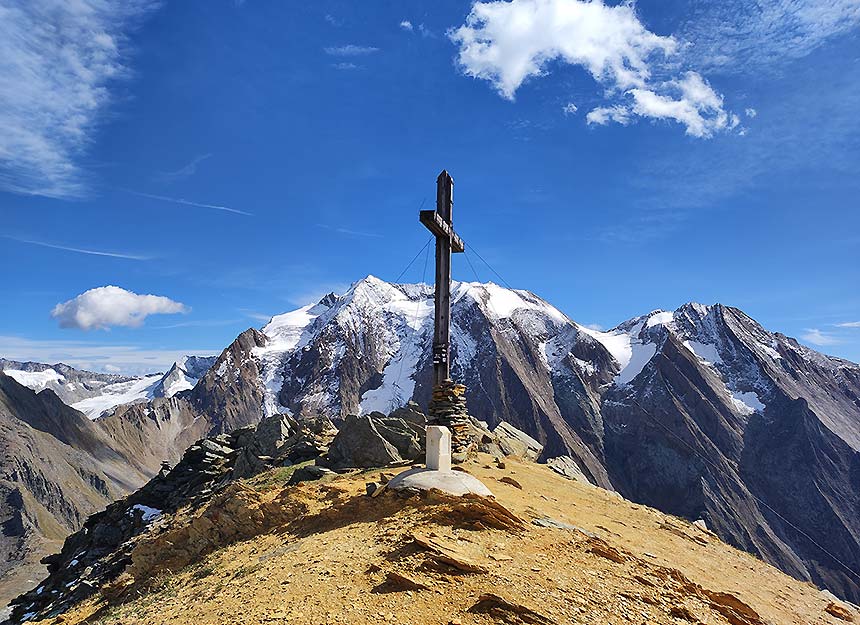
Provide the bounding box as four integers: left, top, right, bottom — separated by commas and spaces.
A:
388, 425, 493, 497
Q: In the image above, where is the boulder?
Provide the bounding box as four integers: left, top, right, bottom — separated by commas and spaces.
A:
492, 422, 543, 460
288, 465, 335, 485
545, 455, 591, 483
326, 414, 403, 469
253, 413, 299, 457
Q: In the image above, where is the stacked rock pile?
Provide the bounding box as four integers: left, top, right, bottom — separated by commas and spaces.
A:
428, 379, 472, 454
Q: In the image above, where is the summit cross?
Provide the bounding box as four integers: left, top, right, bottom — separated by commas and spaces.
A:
419, 170, 465, 387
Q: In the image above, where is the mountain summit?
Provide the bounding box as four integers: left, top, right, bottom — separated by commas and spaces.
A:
2, 276, 859, 607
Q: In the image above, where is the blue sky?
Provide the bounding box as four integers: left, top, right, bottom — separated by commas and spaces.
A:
1, 0, 859, 373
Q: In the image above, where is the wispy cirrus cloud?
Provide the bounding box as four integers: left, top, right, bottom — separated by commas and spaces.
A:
450, 0, 738, 138
316, 224, 383, 239
680, 0, 860, 72
836, 321, 860, 328
3, 235, 150, 260
323, 44, 380, 56
332, 62, 360, 71
156, 153, 212, 182
0, 0, 159, 198
801, 327, 843, 346
126, 190, 253, 216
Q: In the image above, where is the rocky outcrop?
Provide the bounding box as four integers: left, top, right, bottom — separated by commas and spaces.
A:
6, 412, 335, 623
325, 411, 424, 469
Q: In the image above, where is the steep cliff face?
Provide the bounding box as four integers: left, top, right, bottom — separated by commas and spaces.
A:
0, 374, 151, 609
599, 304, 860, 603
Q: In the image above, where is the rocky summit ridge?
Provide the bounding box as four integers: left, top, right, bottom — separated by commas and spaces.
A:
2, 275, 859, 610
6, 438, 859, 625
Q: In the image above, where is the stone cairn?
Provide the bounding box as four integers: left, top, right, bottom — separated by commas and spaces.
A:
428, 379, 472, 454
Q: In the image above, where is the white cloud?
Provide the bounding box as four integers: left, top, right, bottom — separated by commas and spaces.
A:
563, 102, 578, 115
0, 0, 158, 198
0, 334, 217, 375
801, 328, 842, 346
836, 321, 860, 328
450, 0, 676, 100
400, 20, 413, 31
629, 72, 739, 138
52, 286, 189, 331
586, 105, 631, 126
745, 108, 758, 118
450, 0, 738, 138
324, 45, 380, 56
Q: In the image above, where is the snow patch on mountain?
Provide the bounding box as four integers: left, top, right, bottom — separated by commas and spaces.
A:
72, 375, 162, 419
646, 311, 674, 327
65, 355, 215, 419
684, 340, 723, 366
578, 323, 655, 385
730, 390, 766, 415
152, 355, 216, 397
3, 368, 65, 388
617, 342, 658, 385
578, 326, 633, 367
255, 295, 340, 417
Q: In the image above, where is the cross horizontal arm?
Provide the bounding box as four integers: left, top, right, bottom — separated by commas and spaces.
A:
419, 210, 465, 253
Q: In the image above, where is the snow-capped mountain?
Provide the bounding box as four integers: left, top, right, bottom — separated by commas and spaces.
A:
0, 359, 136, 407
0, 356, 216, 420
222, 276, 858, 603
2, 276, 859, 604
151, 355, 218, 398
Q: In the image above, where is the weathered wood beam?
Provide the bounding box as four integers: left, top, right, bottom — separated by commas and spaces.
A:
419, 210, 465, 253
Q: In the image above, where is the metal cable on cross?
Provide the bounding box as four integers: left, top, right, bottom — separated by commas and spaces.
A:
392, 236, 432, 284
389, 239, 432, 412
467, 242, 517, 291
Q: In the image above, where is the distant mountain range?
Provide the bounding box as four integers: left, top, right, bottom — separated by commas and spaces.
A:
2, 275, 859, 608
0, 355, 217, 419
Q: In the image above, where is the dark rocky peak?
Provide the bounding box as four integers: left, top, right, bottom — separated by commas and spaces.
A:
189, 328, 267, 433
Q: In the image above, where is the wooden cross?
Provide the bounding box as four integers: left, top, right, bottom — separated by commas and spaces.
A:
420, 170, 465, 387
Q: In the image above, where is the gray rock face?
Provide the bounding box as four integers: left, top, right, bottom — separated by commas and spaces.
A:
492, 421, 543, 460
545, 456, 590, 482
325, 414, 404, 469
